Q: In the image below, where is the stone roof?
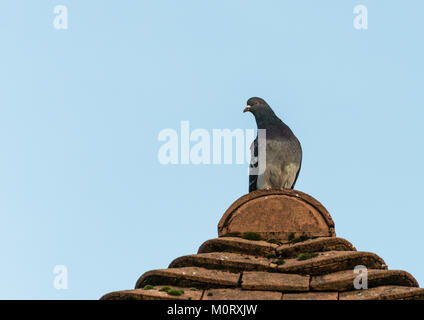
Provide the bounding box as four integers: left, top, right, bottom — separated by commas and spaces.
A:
101, 190, 424, 300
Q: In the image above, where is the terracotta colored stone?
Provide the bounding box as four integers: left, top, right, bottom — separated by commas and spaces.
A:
135, 267, 240, 289
283, 292, 338, 300
203, 289, 282, 300
241, 271, 309, 291
169, 252, 274, 273
218, 190, 335, 241
101, 286, 202, 300
311, 269, 418, 291
340, 286, 424, 300
276, 237, 356, 258
100, 191, 424, 301
278, 251, 386, 275
198, 237, 278, 258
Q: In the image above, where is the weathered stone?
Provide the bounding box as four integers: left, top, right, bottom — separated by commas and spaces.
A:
101, 286, 202, 300
311, 269, 418, 291
169, 252, 274, 273
203, 289, 282, 300
278, 251, 386, 275
276, 237, 355, 258
198, 237, 278, 257
135, 267, 240, 289
218, 189, 335, 241
241, 271, 309, 291
101, 190, 424, 301
340, 286, 424, 300
282, 292, 338, 300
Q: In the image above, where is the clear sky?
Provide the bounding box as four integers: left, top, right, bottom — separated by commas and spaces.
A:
1, 1, 423, 299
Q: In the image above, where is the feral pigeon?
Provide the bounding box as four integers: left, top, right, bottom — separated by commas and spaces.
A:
244, 97, 302, 192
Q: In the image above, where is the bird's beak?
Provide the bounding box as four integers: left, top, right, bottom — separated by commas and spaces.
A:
243, 105, 251, 113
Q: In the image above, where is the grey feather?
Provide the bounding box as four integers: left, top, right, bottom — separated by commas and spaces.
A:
245, 97, 302, 192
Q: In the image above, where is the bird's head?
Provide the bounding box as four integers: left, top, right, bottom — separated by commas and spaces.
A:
243, 97, 273, 116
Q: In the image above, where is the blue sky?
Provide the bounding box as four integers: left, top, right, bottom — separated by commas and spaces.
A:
0, 1, 423, 299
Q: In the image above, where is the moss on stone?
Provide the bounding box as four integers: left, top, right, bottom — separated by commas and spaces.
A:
143, 285, 154, 290
241, 232, 262, 241
289, 234, 310, 244
297, 252, 318, 261
167, 289, 184, 296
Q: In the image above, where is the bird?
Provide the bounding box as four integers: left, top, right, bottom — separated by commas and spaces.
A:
244, 97, 302, 192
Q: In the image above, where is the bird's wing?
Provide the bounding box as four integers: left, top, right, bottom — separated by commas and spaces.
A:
248, 136, 258, 192
290, 157, 302, 189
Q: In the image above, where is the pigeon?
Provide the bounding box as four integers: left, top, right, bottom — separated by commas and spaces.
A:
244, 97, 302, 192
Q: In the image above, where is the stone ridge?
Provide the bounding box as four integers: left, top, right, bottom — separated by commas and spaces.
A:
218, 190, 336, 241
219, 189, 335, 232
101, 236, 424, 300
100, 191, 424, 300
168, 250, 386, 275
198, 237, 355, 258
